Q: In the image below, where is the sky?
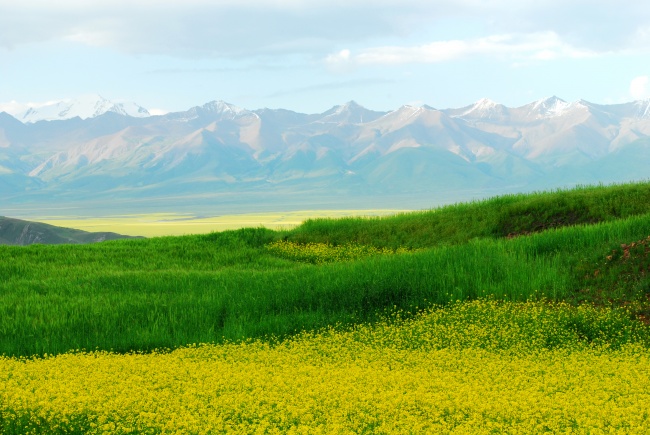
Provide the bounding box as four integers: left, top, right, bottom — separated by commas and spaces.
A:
1, 0, 649, 115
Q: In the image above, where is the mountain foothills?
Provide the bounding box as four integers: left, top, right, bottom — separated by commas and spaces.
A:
1, 95, 650, 212
0, 216, 141, 245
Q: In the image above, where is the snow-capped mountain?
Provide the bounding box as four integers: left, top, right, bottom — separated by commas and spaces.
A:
313, 101, 386, 125
523, 96, 576, 118
11, 95, 150, 123
2, 97, 650, 214
171, 100, 250, 122
446, 98, 509, 121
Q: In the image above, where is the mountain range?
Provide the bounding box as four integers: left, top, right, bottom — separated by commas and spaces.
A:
5, 95, 150, 123
1, 95, 650, 216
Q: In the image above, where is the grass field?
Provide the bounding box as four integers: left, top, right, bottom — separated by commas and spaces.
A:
2, 181, 650, 433
33, 209, 409, 237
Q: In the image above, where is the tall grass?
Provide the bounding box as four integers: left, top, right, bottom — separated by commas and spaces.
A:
2, 205, 650, 357
289, 181, 650, 248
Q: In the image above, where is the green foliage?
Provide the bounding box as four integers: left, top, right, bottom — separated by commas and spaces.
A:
2, 182, 650, 357
288, 181, 650, 249
572, 234, 650, 307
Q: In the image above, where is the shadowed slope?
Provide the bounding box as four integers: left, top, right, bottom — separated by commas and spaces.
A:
0, 216, 142, 245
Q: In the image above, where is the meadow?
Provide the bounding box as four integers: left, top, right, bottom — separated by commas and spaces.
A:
2, 181, 650, 433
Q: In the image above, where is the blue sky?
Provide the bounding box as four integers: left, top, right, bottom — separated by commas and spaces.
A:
1, 0, 649, 115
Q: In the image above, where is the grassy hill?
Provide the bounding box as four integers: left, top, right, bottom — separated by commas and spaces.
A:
1, 181, 650, 357
0, 216, 142, 246
287, 181, 650, 248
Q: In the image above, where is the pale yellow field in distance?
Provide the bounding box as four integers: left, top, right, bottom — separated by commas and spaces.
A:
35, 210, 411, 237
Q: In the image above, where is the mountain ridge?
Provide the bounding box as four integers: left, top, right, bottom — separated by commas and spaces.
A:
3, 95, 150, 124
2, 96, 650, 214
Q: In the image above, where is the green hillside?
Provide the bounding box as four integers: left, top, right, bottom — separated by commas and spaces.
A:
0, 216, 142, 246
1, 181, 650, 357
288, 181, 650, 248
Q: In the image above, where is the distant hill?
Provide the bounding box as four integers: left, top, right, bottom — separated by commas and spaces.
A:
0, 216, 143, 246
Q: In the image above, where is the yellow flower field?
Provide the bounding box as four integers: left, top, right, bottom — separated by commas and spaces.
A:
2, 300, 650, 434
31, 209, 407, 237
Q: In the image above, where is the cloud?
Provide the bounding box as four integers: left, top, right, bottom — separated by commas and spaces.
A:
1, 1, 648, 58
325, 32, 596, 68
325, 49, 354, 72
327, 49, 351, 63
630, 76, 650, 100
147, 64, 294, 74
0, 1, 416, 57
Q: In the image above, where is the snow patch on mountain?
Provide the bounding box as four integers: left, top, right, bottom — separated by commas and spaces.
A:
527, 96, 583, 118
444, 99, 509, 122
315, 101, 385, 125
634, 99, 650, 118
371, 105, 425, 129
169, 100, 251, 123
461, 98, 500, 117
14, 95, 150, 123
532, 97, 569, 117
201, 100, 247, 117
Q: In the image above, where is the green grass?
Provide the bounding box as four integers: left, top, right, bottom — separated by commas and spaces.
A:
2, 181, 650, 357
289, 181, 650, 248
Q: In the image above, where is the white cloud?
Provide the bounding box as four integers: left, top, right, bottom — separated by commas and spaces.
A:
326, 49, 351, 63
630, 76, 650, 100
0, 1, 431, 56
325, 49, 354, 72
0, 1, 648, 58
326, 32, 596, 67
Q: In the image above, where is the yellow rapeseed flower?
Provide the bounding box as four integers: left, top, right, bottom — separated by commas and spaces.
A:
1, 300, 649, 434
264, 240, 412, 264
